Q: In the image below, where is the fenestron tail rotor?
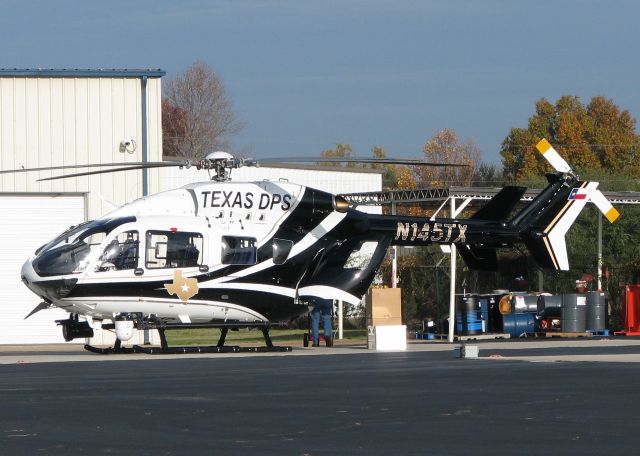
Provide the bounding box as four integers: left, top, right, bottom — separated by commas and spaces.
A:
535, 138, 619, 223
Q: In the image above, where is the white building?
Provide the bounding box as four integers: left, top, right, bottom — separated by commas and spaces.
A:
0, 69, 164, 344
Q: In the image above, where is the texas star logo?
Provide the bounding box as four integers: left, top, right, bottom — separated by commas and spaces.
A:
164, 270, 199, 303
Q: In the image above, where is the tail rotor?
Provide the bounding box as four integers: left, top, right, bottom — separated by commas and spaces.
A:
535, 138, 620, 223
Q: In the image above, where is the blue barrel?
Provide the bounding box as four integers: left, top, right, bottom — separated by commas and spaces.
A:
456, 295, 482, 335
503, 313, 536, 338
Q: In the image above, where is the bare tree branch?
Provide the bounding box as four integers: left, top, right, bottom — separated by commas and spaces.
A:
163, 60, 245, 159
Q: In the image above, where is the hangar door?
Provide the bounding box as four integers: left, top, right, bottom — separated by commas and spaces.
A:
0, 195, 85, 344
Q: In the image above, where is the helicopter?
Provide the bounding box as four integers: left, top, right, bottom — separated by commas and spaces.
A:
8, 139, 619, 353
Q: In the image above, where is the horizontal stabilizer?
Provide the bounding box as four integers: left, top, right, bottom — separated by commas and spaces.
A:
458, 245, 498, 271
471, 186, 527, 221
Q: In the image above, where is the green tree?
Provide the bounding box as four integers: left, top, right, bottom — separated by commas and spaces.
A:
319, 143, 354, 167
501, 95, 640, 181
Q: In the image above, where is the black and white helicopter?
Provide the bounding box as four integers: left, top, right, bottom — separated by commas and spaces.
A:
8, 139, 619, 353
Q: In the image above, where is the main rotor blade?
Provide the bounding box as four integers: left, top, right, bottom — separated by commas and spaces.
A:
36, 162, 186, 181
256, 157, 469, 167
0, 161, 186, 175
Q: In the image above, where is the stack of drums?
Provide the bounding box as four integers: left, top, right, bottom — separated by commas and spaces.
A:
498, 293, 539, 337
561, 293, 587, 332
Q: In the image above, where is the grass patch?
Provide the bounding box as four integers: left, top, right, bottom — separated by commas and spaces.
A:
164, 328, 367, 346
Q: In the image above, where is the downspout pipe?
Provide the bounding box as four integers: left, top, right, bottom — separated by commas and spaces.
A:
141, 75, 148, 197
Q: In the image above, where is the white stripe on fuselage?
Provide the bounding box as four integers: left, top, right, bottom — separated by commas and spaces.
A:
200, 211, 347, 285
298, 285, 361, 305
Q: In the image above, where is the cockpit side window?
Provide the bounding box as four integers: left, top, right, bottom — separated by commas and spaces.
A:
145, 230, 203, 269
96, 231, 139, 272
32, 216, 138, 277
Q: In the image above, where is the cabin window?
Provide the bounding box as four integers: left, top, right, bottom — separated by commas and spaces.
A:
221, 236, 257, 265
96, 231, 139, 271
145, 230, 203, 269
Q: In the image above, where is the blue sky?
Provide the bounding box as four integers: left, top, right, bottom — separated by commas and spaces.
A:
2, 0, 638, 164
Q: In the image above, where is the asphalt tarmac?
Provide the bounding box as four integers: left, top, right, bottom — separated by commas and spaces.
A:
2, 339, 640, 455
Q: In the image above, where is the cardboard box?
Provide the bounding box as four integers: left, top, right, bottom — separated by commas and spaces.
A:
366, 288, 402, 326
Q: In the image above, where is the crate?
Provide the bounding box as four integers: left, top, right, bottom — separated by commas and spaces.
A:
365, 288, 402, 326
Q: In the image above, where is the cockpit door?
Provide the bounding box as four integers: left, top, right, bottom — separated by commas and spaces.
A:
83, 229, 142, 281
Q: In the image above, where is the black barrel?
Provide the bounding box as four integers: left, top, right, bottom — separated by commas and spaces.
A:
586, 291, 607, 331
456, 295, 482, 335
537, 294, 562, 313
489, 295, 504, 333
479, 294, 504, 333
562, 293, 587, 332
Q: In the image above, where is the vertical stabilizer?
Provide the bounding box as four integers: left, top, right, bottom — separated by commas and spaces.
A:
522, 181, 598, 270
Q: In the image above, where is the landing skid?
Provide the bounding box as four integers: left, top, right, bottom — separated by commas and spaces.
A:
84, 325, 292, 355
84, 338, 136, 354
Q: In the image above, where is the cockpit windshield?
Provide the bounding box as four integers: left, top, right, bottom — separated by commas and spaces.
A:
32, 217, 136, 277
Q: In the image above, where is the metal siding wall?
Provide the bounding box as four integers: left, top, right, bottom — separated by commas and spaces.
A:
38, 79, 53, 191
13, 79, 27, 190
0, 79, 15, 191
74, 78, 90, 192
62, 78, 77, 193
0, 75, 163, 221
50, 79, 64, 193
25, 79, 39, 191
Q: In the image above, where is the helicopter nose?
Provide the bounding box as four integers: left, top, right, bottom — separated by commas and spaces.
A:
21, 257, 41, 294
21, 257, 78, 302
21, 257, 37, 285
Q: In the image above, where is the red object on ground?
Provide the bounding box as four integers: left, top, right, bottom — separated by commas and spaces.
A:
618, 285, 640, 336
